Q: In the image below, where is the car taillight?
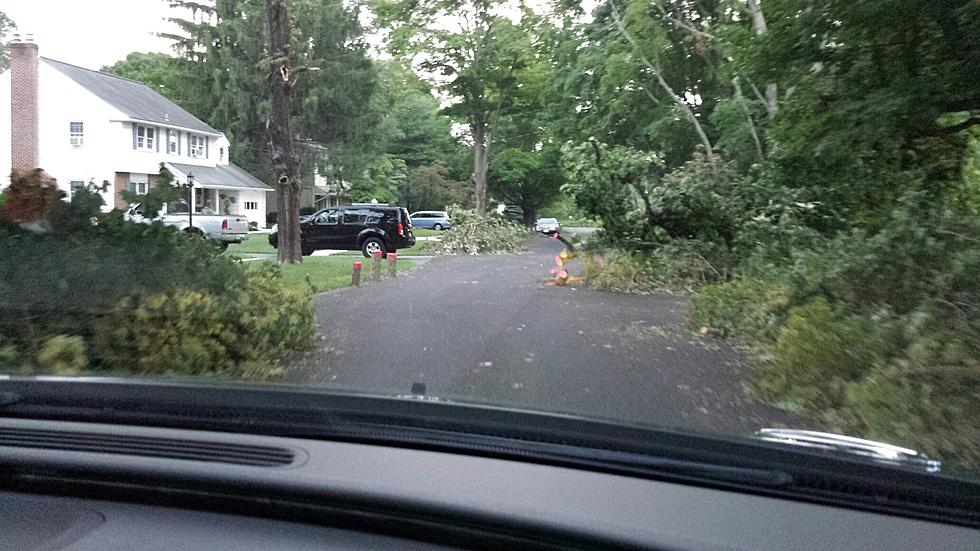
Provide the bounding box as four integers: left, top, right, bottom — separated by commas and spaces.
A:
221, 219, 229, 231
398, 223, 404, 236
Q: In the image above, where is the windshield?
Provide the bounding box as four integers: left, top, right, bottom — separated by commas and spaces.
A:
1, 0, 978, 489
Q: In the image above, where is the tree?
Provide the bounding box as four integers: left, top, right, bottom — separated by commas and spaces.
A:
489, 147, 563, 226
0, 11, 15, 71
266, 0, 303, 263
374, 0, 532, 216
163, 0, 377, 184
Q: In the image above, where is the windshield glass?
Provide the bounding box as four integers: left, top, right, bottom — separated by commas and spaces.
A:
1, 0, 979, 485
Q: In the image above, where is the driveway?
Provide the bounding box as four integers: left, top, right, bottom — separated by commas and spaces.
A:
287, 233, 802, 435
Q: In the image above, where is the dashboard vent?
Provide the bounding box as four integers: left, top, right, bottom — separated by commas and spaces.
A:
0, 427, 295, 467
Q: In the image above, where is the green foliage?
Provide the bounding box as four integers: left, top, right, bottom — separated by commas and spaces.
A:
435, 208, 528, 255
121, 163, 182, 217
93, 263, 313, 378
587, 241, 733, 294
35, 335, 88, 376
763, 299, 877, 411
0, 10, 16, 71
0, 191, 314, 379
489, 146, 563, 225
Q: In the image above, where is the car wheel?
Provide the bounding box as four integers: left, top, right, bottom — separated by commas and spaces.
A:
362, 237, 386, 258
433, 223, 443, 231
301, 243, 315, 256
218, 241, 229, 252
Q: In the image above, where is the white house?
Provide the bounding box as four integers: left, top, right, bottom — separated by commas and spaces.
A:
0, 37, 273, 227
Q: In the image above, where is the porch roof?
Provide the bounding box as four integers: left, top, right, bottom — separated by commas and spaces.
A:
165, 163, 273, 192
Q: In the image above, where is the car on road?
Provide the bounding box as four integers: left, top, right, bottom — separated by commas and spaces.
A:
410, 210, 452, 230
125, 201, 249, 251
535, 217, 561, 234
269, 205, 415, 257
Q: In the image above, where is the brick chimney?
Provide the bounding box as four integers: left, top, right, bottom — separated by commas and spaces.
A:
9, 34, 39, 172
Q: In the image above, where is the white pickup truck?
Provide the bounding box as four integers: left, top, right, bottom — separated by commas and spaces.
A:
124, 202, 250, 250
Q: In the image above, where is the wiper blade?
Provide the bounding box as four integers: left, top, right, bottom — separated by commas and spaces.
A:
755, 429, 941, 473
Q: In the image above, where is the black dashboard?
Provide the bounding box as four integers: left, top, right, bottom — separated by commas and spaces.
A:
1, 417, 977, 550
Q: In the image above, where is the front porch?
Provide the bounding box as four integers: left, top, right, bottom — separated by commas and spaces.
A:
166, 162, 273, 228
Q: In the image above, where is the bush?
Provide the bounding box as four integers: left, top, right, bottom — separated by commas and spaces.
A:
92, 263, 313, 378
0, 184, 315, 379
267, 211, 278, 225
587, 241, 733, 294
760, 299, 878, 410
435, 207, 528, 255
692, 273, 793, 342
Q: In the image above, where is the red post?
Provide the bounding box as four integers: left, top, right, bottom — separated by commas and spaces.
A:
372, 250, 382, 280
387, 252, 398, 278
351, 261, 362, 287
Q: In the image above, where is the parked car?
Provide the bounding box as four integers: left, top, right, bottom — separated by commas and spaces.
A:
269, 205, 415, 257
409, 210, 452, 230
535, 217, 561, 234
124, 201, 249, 251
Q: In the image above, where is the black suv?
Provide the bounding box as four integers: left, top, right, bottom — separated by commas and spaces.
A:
269, 206, 415, 257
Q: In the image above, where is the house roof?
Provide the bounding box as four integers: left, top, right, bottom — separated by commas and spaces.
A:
42, 57, 220, 135
166, 162, 272, 191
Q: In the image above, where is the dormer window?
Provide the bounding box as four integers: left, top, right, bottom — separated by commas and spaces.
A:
69, 122, 84, 146
219, 147, 225, 162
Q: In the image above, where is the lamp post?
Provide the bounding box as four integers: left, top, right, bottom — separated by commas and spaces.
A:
187, 172, 195, 230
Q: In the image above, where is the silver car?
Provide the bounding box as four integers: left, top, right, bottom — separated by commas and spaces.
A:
535, 217, 561, 234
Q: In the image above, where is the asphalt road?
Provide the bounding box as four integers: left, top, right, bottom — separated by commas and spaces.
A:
288, 232, 801, 435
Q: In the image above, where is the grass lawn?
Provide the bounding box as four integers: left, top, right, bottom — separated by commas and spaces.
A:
271, 256, 417, 294
226, 236, 276, 255
412, 228, 445, 237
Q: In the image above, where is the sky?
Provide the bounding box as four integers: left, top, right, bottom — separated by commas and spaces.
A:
0, 0, 182, 70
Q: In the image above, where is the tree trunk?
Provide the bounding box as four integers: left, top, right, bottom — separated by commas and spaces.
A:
267, 0, 302, 264
747, 0, 778, 118
472, 120, 489, 217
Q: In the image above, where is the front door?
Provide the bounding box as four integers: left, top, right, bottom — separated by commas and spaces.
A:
306, 209, 340, 248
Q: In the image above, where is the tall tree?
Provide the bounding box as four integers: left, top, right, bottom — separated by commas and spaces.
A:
266, 0, 303, 263
0, 10, 17, 71
374, 0, 531, 216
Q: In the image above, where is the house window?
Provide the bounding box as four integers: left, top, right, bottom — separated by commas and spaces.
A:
243, 201, 258, 210
68, 180, 85, 198
136, 125, 155, 150
190, 135, 206, 158
168, 131, 178, 154
69, 122, 84, 146
128, 173, 149, 195
219, 147, 225, 162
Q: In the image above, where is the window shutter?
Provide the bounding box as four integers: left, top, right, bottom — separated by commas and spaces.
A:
132, 125, 138, 149
187, 133, 191, 155
205, 137, 209, 159
177, 131, 182, 155
156, 127, 161, 152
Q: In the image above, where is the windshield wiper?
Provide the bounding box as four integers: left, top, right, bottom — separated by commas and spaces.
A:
755, 429, 941, 473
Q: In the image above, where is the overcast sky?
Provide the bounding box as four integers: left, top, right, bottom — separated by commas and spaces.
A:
1, 0, 181, 70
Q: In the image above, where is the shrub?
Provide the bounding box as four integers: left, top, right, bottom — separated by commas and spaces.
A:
435, 207, 528, 255
760, 298, 878, 410
249, 221, 259, 231
35, 335, 88, 376
91, 264, 313, 378
0, 188, 314, 379
692, 273, 793, 342
588, 241, 734, 294
267, 211, 278, 225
